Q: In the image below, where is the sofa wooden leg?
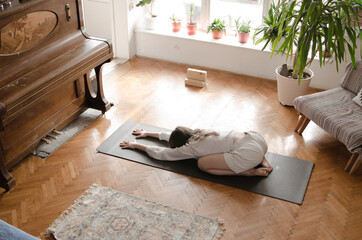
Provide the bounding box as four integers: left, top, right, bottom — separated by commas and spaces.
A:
294, 114, 305, 132
299, 118, 310, 135
295, 114, 310, 135
349, 155, 361, 175
345, 153, 358, 172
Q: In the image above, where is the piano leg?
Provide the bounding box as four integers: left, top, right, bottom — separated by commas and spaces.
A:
85, 60, 112, 113
0, 150, 16, 191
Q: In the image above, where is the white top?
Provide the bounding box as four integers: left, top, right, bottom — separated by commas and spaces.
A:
146, 131, 236, 161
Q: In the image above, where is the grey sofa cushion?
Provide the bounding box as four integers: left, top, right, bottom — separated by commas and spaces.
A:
341, 59, 362, 95
294, 87, 362, 156
0, 220, 40, 240
352, 89, 362, 107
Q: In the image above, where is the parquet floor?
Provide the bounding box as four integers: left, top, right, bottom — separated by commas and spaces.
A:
0, 56, 361, 240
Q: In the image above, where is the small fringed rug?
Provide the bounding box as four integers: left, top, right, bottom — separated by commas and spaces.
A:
33, 108, 101, 158
45, 184, 225, 240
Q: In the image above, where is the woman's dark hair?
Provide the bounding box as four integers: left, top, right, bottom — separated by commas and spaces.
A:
169, 126, 193, 148
169, 126, 219, 148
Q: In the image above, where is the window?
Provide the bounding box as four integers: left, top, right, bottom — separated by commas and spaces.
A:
209, 0, 263, 30
153, 0, 202, 28
155, 0, 271, 33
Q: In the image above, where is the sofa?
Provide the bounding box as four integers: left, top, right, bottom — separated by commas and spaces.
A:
293, 59, 362, 174
0, 220, 40, 240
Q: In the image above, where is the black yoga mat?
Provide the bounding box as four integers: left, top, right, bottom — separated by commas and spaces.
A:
97, 120, 314, 204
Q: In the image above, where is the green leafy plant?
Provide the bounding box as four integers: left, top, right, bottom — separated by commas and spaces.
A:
254, 0, 361, 82
207, 18, 226, 33
136, 0, 156, 17
169, 14, 180, 23
188, 2, 196, 25
235, 18, 251, 33
253, 1, 290, 48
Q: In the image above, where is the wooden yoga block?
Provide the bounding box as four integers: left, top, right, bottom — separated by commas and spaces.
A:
187, 68, 207, 82
185, 78, 206, 88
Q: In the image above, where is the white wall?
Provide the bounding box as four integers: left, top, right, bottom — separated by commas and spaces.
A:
126, 1, 143, 58
111, 0, 128, 58
83, 0, 142, 59
83, 0, 112, 40
111, 0, 143, 59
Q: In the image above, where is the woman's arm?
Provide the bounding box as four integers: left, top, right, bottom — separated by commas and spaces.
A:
120, 140, 196, 161
146, 145, 195, 161
132, 129, 171, 141
132, 129, 159, 139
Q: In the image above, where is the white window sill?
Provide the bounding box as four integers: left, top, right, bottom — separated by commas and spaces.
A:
135, 28, 269, 52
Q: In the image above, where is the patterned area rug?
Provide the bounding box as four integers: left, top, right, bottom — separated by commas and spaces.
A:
45, 184, 225, 240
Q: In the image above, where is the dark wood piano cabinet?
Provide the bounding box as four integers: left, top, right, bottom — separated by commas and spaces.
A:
0, 0, 113, 190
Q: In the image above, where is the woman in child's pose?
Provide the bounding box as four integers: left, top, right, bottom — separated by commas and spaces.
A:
120, 127, 272, 176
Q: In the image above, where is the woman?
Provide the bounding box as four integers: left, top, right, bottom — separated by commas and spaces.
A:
119, 127, 272, 176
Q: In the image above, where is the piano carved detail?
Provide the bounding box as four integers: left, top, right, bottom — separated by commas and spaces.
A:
0, 11, 57, 55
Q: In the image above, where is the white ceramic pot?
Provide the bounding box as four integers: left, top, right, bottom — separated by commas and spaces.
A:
145, 16, 158, 30
276, 65, 314, 106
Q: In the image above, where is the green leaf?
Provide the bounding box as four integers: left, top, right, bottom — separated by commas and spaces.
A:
305, 1, 317, 23
311, 35, 317, 63
136, 0, 152, 7
327, 16, 334, 50
318, 35, 323, 67
347, 43, 356, 67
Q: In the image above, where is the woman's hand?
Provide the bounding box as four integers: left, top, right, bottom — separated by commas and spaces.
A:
119, 140, 147, 152
132, 129, 148, 138
120, 140, 137, 149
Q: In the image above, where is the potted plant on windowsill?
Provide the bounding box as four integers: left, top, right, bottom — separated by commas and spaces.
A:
187, 2, 197, 35
254, 0, 361, 106
136, 0, 157, 30
235, 18, 251, 43
207, 18, 226, 39
170, 14, 181, 32
254, 1, 288, 51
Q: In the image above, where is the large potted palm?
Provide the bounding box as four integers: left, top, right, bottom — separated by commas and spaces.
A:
254, 0, 361, 106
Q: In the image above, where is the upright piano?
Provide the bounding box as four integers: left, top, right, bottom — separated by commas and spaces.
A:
0, 0, 113, 190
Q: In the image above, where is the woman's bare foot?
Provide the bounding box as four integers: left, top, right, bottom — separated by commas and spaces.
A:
261, 157, 273, 172
239, 167, 271, 177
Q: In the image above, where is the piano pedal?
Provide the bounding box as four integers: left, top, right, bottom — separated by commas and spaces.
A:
47, 133, 57, 139
41, 138, 51, 144
52, 129, 64, 135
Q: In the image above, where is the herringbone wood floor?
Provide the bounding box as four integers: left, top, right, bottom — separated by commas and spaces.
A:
0, 56, 361, 239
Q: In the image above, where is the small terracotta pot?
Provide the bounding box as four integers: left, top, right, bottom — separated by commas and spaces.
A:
187, 24, 197, 35
212, 29, 225, 39
238, 32, 250, 43
172, 21, 181, 32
